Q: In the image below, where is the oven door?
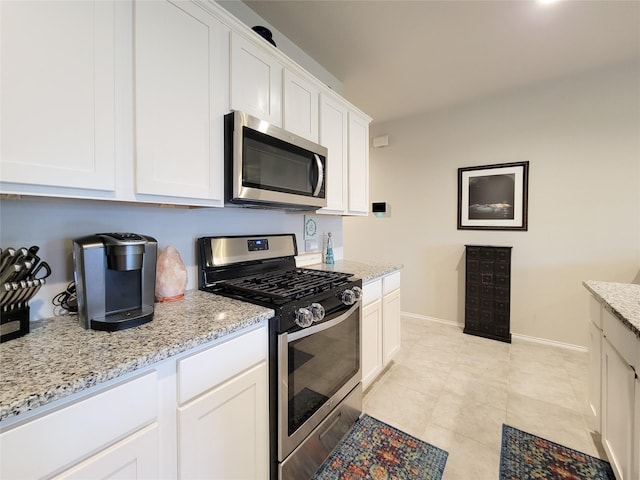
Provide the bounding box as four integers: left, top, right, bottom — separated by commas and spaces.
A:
277, 301, 361, 461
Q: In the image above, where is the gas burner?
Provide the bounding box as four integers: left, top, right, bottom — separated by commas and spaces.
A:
217, 268, 353, 302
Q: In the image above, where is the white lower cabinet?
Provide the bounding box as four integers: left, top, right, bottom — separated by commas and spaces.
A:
382, 272, 401, 365
176, 326, 269, 480
361, 271, 401, 390
601, 338, 635, 480
54, 424, 159, 480
588, 295, 604, 432
0, 324, 269, 480
0, 372, 158, 479
362, 280, 383, 391
634, 376, 640, 480
178, 362, 268, 480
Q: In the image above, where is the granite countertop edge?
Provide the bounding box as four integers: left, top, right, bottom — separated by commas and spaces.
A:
1, 260, 401, 423
0, 290, 274, 424
583, 280, 640, 338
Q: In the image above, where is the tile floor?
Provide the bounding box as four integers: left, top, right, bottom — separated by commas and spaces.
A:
362, 316, 607, 479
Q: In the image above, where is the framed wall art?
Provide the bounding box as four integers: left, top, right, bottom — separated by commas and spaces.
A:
457, 161, 529, 231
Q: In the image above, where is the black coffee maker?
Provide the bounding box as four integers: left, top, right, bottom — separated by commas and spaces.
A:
73, 233, 157, 331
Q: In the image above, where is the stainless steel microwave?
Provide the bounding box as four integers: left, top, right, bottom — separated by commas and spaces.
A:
225, 111, 328, 210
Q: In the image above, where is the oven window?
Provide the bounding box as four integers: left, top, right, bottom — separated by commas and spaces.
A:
287, 310, 360, 435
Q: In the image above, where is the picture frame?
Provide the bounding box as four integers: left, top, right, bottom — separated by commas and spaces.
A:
457, 161, 529, 231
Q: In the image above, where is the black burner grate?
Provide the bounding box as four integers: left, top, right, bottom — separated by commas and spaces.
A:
217, 268, 353, 301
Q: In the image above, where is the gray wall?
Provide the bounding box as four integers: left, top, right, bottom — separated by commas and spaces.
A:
0, 198, 343, 321
344, 61, 640, 348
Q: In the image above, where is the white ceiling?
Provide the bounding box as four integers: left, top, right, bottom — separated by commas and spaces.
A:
243, 0, 640, 124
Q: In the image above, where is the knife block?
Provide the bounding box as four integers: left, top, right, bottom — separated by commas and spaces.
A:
0, 305, 30, 342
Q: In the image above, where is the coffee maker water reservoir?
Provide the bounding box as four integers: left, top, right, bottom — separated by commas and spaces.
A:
73, 233, 158, 331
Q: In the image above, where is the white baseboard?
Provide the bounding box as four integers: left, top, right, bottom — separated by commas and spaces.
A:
402, 311, 460, 328
401, 311, 587, 353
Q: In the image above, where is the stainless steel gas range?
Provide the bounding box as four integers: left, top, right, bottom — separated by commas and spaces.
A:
197, 234, 363, 479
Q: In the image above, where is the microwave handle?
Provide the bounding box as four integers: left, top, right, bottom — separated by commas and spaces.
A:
312, 154, 324, 197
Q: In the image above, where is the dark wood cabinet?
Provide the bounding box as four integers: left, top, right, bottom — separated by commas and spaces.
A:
464, 245, 512, 343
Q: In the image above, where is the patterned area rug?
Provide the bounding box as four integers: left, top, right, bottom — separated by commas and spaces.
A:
500, 424, 615, 480
312, 414, 448, 480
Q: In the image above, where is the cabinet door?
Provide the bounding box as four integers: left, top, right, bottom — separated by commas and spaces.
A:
602, 338, 634, 480
178, 362, 268, 480
382, 288, 401, 366
347, 111, 370, 215
588, 320, 603, 432
134, 0, 228, 204
54, 424, 159, 479
1, 0, 116, 192
230, 32, 282, 126
283, 69, 319, 142
318, 94, 348, 214
362, 299, 383, 391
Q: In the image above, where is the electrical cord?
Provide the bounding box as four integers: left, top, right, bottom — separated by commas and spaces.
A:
53, 282, 78, 313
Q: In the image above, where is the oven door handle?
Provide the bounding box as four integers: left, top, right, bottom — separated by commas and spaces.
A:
287, 301, 359, 342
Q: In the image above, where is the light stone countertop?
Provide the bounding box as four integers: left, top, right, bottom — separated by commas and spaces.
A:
583, 280, 640, 337
0, 260, 401, 424
309, 259, 403, 284
0, 290, 273, 423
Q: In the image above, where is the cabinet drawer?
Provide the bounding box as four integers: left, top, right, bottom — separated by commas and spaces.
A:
466, 247, 480, 260
467, 271, 480, 284
495, 300, 510, 312
589, 295, 603, 329
363, 279, 382, 305
480, 298, 494, 310
1, 372, 157, 480
495, 287, 509, 301
481, 285, 494, 298
496, 274, 509, 288
467, 296, 480, 309
466, 308, 480, 321
178, 325, 267, 404
480, 249, 496, 261
467, 260, 479, 273
602, 308, 639, 371
495, 249, 511, 262
496, 262, 509, 275
480, 261, 494, 273
480, 273, 494, 285
382, 271, 401, 295
468, 283, 480, 297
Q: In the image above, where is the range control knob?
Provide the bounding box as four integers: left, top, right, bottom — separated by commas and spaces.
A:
352, 286, 363, 301
340, 289, 357, 306
309, 303, 325, 323
295, 307, 313, 328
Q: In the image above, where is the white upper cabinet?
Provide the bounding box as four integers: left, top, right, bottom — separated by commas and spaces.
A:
0, 0, 117, 193
347, 111, 370, 215
230, 32, 282, 126
318, 94, 348, 214
283, 69, 319, 142
134, 0, 228, 205
0, 0, 371, 210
